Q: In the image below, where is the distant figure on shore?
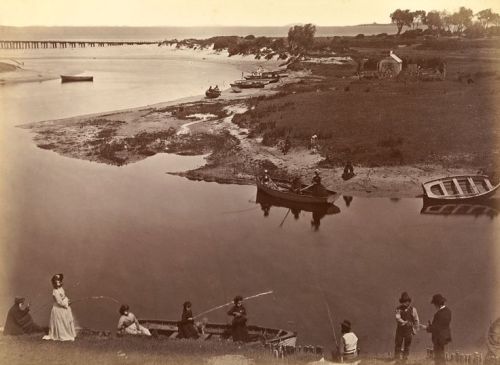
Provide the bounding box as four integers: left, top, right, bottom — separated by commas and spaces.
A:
117, 304, 151, 336
42, 273, 76, 341
339, 320, 358, 362
310, 134, 318, 153
342, 162, 355, 180
424, 294, 452, 365
3, 297, 44, 336
227, 295, 248, 342
178, 301, 199, 339
394, 292, 420, 361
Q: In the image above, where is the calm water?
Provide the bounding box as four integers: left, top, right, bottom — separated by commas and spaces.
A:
0, 25, 396, 41
0, 47, 498, 355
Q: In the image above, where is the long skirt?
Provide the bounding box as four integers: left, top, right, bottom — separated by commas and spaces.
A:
123, 323, 151, 336
44, 305, 76, 341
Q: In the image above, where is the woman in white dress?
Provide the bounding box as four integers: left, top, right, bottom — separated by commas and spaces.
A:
43, 273, 76, 341
117, 304, 151, 336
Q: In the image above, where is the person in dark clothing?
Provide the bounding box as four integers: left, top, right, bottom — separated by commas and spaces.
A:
342, 162, 355, 180
178, 301, 199, 339
3, 297, 44, 335
394, 292, 420, 361
425, 294, 452, 365
312, 169, 322, 185
227, 295, 248, 342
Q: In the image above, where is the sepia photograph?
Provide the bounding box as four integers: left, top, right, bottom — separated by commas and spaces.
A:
0, 1, 499, 364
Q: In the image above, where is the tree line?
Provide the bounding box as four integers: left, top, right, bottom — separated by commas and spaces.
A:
390, 7, 500, 36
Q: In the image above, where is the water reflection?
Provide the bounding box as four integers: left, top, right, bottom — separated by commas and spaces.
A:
420, 199, 499, 219
255, 190, 340, 230
343, 195, 353, 207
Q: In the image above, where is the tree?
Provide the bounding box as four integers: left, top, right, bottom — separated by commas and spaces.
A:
453, 6, 473, 33
423, 11, 443, 33
390, 9, 414, 35
476, 9, 500, 29
287, 23, 316, 55
411, 10, 426, 29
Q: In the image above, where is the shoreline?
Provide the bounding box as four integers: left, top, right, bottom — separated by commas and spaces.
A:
20, 72, 479, 199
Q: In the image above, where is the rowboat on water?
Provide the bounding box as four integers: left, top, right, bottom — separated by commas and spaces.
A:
422, 175, 500, 202
138, 319, 297, 347
256, 190, 340, 216
256, 177, 339, 205
205, 88, 221, 99
60, 75, 94, 83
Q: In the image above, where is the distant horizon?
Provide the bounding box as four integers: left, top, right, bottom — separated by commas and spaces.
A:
1, 0, 499, 28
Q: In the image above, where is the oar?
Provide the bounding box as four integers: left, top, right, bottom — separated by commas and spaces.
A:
193, 290, 273, 319
300, 183, 315, 192
279, 209, 291, 228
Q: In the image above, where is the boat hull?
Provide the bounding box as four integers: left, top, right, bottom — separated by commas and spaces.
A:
230, 80, 267, 89
205, 90, 221, 99
61, 75, 93, 83
138, 319, 297, 346
256, 177, 339, 204
422, 175, 500, 202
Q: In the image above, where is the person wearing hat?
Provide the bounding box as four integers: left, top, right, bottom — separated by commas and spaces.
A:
42, 273, 76, 341
339, 320, 358, 362
394, 292, 420, 361
227, 295, 248, 342
424, 294, 452, 365
3, 297, 44, 335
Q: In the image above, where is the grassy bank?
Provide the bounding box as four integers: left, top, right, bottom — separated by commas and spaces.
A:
0, 334, 442, 365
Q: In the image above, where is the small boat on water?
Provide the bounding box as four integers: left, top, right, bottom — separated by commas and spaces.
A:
230, 79, 268, 89
60, 75, 94, 83
138, 319, 297, 347
205, 88, 221, 99
256, 177, 339, 204
422, 175, 500, 202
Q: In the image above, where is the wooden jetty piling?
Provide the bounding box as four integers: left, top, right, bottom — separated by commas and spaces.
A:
0, 40, 159, 49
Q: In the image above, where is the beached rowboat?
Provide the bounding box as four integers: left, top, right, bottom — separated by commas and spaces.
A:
60, 75, 94, 83
256, 177, 339, 204
422, 175, 500, 202
230, 79, 268, 89
138, 319, 297, 346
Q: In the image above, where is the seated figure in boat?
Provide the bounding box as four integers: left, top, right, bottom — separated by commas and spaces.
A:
214, 85, 220, 91
208, 86, 213, 91
311, 170, 328, 197
339, 320, 359, 362
290, 176, 303, 194
117, 304, 151, 336
178, 301, 200, 339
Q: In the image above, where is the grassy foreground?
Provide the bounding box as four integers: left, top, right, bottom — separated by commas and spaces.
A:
0, 334, 440, 365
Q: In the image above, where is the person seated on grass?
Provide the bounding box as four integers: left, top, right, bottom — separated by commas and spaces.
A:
178, 301, 199, 339
342, 162, 355, 180
339, 320, 359, 363
3, 297, 45, 336
117, 304, 151, 336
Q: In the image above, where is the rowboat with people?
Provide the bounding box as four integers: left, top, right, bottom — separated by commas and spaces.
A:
256, 176, 339, 204
137, 319, 297, 347
256, 190, 340, 215
422, 175, 500, 202
205, 88, 221, 99
60, 75, 94, 83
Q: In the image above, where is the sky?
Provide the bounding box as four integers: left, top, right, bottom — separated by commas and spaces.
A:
1, 0, 500, 27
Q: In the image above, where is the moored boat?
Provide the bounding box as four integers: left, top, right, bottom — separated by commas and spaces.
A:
422, 175, 500, 202
205, 88, 221, 99
256, 177, 339, 204
60, 75, 94, 83
138, 319, 297, 346
230, 79, 268, 89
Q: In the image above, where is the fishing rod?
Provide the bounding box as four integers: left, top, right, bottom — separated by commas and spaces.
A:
70, 296, 120, 305
323, 293, 339, 350
193, 290, 273, 319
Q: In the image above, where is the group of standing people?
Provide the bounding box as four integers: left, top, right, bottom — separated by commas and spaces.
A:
393, 291, 452, 365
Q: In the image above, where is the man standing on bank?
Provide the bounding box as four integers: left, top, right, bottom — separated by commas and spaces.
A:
394, 292, 420, 361
425, 294, 452, 365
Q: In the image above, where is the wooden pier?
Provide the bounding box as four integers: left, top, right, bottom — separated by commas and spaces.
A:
0, 40, 159, 49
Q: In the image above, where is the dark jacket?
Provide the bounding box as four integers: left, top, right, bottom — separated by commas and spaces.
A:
3, 304, 41, 335
427, 306, 452, 346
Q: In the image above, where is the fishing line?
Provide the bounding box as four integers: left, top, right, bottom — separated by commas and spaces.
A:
193, 290, 273, 319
